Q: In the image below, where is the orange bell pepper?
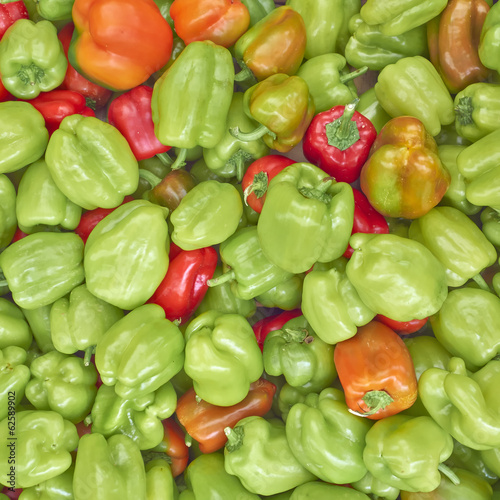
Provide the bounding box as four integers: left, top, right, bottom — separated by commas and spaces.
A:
69, 0, 173, 91
170, 0, 250, 48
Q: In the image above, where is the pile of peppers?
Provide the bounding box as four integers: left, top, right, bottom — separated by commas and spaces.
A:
3, 0, 500, 498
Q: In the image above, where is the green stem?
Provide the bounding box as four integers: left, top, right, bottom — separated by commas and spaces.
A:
454, 96, 474, 126
230, 124, 276, 142
171, 148, 188, 170
83, 346, 95, 367
338, 98, 359, 137
84, 415, 92, 426
207, 270, 236, 287
348, 390, 394, 417
243, 170, 268, 205
281, 327, 312, 344
139, 168, 163, 188
17, 63, 45, 87
472, 273, 492, 292
185, 434, 193, 447
339, 65, 368, 84
224, 426, 244, 453
438, 463, 461, 485
156, 152, 174, 166
234, 60, 257, 86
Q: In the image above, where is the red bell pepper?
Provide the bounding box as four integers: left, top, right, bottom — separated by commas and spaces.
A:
57, 22, 113, 109
107, 85, 172, 161
1, 486, 21, 500
11, 227, 28, 243
240, 154, 296, 213
343, 188, 389, 258
0, 1, 28, 40
176, 378, 276, 454
302, 100, 377, 183
375, 314, 428, 335
25, 90, 95, 136
147, 246, 218, 324
0, 78, 13, 102
252, 309, 302, 352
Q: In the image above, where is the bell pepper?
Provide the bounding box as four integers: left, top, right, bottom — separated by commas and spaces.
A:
0, 410, 78, 488
376, 315, 428, 335
252, 309, 302, 351
481, 207, 500, 247
479, 2, 500, 72
151, 40, 235, 169
0, 232, 84, 310
176, 378, 276, 454
360, 116, 451, 219
285, 387, 372, 484
360, 0, 448, 36
435, 122, 473, 146
363, 414, 456, 492
180, 453, 260, 500
0, 19, 67, 99
0, 346, 30, 421
255, 274, 304, 311
0, 298, 32, 350
21, 305, 54, 353
346, 233, 448, 321
334, 320, 418, 419
257, 162, 354, 274
147, 245, 218, 324
69, 0, 173, 91
351, 473, 400, 500
35, 0, 74, 20
263, 314, 337, 393
277, 382, 312, 423
0, 1, 28, 40
0, 175, 16, 250
296, 53, 363, 114
241, 0, 275, 27
429, 287, 500, 369
184, 310, 263, 406
356, 87, 391, 133
88, 382, 176, 450
170, 0, 250, 47
73, 433, 146, 500
49, 283, 124, 362
0, 101, 48, 175
107, 85, 172, 161
374, 56, 455, 137
24, 350, 98, 423
95, 303, 185, 399
224, 416, 316, 496
15, 158, 82, 234
170, 181, 242, 251
419, 357, 500, 450
19, 463, 75, 500
303, 99, 377, 184
57, 22, 112, 109
144, 459, 178, 500
83, 200, 169, 310
233, 6, 306, 83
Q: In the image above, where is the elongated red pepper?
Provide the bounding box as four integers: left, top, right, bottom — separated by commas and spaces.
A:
252, 309, 302, 352
107, 85, 172, 161
0, 1, 28, 40
343, 188, 389, 258
147, 246, 218, 324
240, 154, 295, 213
25, 89, 95, 136
375, 314, 428, 335
302, 100, 377, 183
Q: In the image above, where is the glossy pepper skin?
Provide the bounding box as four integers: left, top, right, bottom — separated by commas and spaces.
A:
73, 433, 146, 500
84, 200, 169, 310
145, 459, 178, 500
19, 463, 75, 500
183, 310, 263, 406
363, 414, 455, 492
0, 232, 84, 310
0, 19, 67, 99
95, 304, 184, 399
176, 378, 276, 454
255, 273, 304, 311
360, 116, 451, 219
0, 298, 32, 350
252, 309, 302, 351
357, 87, 391, 133
0, 175, 16, 250
0, 346, 30, 420
375, 56, 455, 137
479, 2, 500, 72
241, 0, 275, 27
286, 387, 372, 484
69, 0, 173, 91
0, 410, 78, 488
351, 472, 400, 500
0, 1, 28, 40
224, 416, 316, 496
20, 305, 53, 353
303, 100, 377, 184
257, 162, 354, 274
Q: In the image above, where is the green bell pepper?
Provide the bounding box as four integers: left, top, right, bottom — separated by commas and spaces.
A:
179, 453, 259, 500
346, 233, 449, 322
95, 303, 184, 400
0, 175, 16, 250
15, 158, 82, 234
36, 0, 74, 21
0, 298, 32, 350
429, 288, 500, 369
89, 382, 176, 450
183, 310, 263, 406
351, 472, 400, 500
0, 101, 48, 174
363, 413, 455, 492
360, 0, 448, 36
479, 2, 500, 73
0, 410, 78, 488
374, 56, 455, 136
241, 0, 275, 27
50, 284, 124, 362
170, 181, 242, 251
45, 114, 139, 210
189, 158, 233, 184
0, 19, 67, 99
277, 382, 311, 423
345, 15, 429, 71
25, 350, 98, 423
408, 206, 497, 288
0, 232, 85, 310
356, 87, 391, 133
482, 447, 500, 478
84, 200, 169, 310
255, 274, 303, 311
0, 346, 30, 421
481, 207, 500, 247
224, 416, 316, 496
419, 357, 500, 450
263, 315, 337, 393
21, 305, 54, 353
257, 162, 354, 274
203, 92, 269, 181
290, 482, 371, 499
145, 459, 178, 500
19, 463, 74, 500
285, 387, 372, 484
73, 433, 146, 500
434, 123, 472, 146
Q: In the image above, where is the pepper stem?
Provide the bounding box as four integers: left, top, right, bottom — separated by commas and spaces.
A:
455, 96, 474, 126
234, 60, 257, 86
83, 346, 95, 367
339, 65, 368, 84
171, 148, 187, 170
17, 63, 45, 87
228, 150, 254, 182
298, 178, 334, 204
243, 171, 269, 206
139, 168, 163, 188
281, 327, 313, 344
230, 124, 276, 142
438, 463, 461, 485
325, 98, 361, 151
84, 415, 92, 426
224, 426, 244, 453
472, 273, 492, 292
156, 152, 174, 166
348, 390, 394, 417
207, 270, 236, 287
